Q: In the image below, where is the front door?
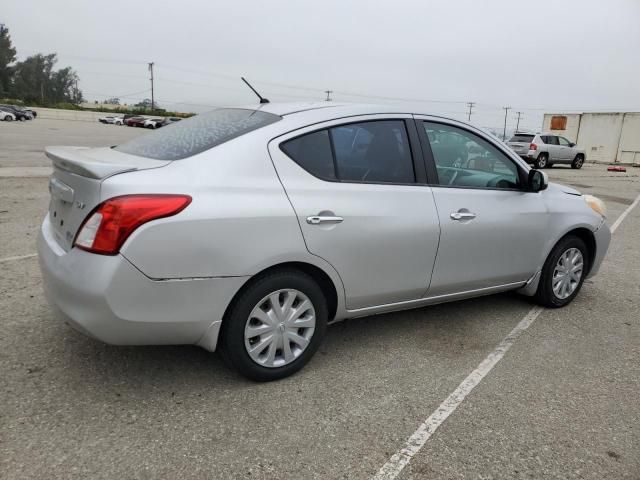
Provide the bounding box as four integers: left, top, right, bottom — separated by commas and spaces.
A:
418, 119, 549, 296
269, 116, 441, 310
546, 135, 562, 161
557, 136, 573, 161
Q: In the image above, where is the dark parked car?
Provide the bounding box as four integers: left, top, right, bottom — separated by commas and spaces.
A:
125, 116, 146, 127
0, 105, 32, 121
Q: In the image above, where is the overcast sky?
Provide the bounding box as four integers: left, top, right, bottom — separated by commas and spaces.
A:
4, 0, 640, 132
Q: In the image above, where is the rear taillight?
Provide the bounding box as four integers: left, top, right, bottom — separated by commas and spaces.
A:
529, 143, 538, 151
74, 194, 191, 255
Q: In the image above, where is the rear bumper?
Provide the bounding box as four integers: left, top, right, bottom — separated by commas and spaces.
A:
588, 219, 611, 278
37, 215, 247, 351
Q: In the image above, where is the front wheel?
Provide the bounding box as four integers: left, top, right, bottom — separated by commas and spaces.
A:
572, 155, 584, 169
535, 235, 589, 308
4, 116, 13, 122
534, 154, 548, 169
220, 269, 327, 381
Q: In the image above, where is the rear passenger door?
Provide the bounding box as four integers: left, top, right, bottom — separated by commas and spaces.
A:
269, 116, 441, 310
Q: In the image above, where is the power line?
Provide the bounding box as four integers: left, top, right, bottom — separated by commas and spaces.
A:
156, 77, 320, 101
20, 50, 640, 113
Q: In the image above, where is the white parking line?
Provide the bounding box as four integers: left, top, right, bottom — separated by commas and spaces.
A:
0, 253, 38, 263
610, 193, 640, 234
372, 192, 640, 480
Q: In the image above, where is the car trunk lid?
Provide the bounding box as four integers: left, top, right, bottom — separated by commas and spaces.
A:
45, 146, 170, 251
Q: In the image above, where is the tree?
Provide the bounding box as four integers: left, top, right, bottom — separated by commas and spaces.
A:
10, 53, 83, 104
104, 97, 120, 105
134, 98, 155, 109
0, 24, 17, 97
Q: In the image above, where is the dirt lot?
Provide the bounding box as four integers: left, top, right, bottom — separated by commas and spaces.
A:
1, 119, 639, 479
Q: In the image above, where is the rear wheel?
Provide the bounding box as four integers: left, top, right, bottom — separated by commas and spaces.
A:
4, 115, 12, 122
221, 269, 327, 381
534, 154, 548, 169
535, 235, 589, 308
572, 155, 584, 169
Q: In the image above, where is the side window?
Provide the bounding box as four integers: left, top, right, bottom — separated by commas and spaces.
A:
558, 136, 571, 146
329, 121, 415, 183
281, 120, 415, 184
423, 122, 521, 190
548, 136, 560, 145
540, 135, 549, 144
280, 130, 336, 180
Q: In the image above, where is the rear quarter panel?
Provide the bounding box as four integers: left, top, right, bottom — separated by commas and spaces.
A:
101, 131, 312, 280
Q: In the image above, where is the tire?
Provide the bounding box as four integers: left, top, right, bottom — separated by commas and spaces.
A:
534, 154, 548, 169
4, 115, 13, 122
220, 269, 328, 381
535, 235, 589, 308
571, 155, 584, 169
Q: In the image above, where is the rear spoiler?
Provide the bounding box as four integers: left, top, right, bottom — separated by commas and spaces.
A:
45, 146, 169, 180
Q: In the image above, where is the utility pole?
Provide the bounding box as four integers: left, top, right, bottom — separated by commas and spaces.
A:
324, 90, 333, 101
515, 111, 523, 132
148, 62, 155, 111
502, 106, 511, 140
466, 102, 475, 122
75, 79, 79, 104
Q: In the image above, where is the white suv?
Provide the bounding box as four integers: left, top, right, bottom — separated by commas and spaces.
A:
507, 133, 586, 169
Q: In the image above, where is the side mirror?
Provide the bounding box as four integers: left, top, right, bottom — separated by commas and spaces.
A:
528, 169, 548, 192
569, 142, 576, 148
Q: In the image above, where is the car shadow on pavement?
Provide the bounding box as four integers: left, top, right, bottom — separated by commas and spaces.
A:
48, 291, 533, 390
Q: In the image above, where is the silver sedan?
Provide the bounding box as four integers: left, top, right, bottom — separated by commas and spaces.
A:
38, 103, 611, 381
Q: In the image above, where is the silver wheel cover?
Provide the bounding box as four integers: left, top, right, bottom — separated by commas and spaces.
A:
552, 248, 584, 299
244, 289, 316, 368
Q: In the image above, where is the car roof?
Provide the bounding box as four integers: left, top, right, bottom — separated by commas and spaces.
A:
244, 101, 422, 117
232, 102, 471, 128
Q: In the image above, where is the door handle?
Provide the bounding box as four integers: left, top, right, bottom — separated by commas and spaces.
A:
306, 215, 344, 225
450, 211, 476, 221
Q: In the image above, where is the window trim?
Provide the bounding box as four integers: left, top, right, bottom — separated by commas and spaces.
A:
278, 118, 425, 186
415, 118, 530, 192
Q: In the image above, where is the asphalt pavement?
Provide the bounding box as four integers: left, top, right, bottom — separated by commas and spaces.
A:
1, 119, 638, 479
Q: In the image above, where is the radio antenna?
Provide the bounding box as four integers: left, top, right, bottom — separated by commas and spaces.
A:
241, 77, 270, 104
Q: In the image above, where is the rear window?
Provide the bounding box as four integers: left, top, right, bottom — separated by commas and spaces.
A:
115, 108, 281, 160
509, 134, 534, 143
280, 120, 415, 184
